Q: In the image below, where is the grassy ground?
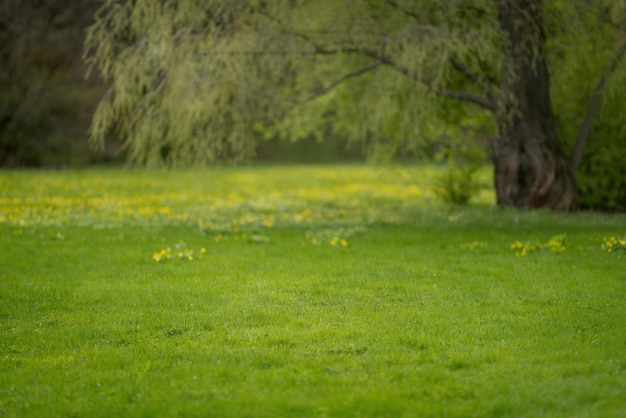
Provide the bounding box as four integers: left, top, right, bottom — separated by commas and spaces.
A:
1, 165, 625, 417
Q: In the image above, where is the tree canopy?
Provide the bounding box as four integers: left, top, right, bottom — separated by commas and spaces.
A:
85, 0, 626, 209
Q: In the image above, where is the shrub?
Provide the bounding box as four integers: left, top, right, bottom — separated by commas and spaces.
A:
433, 138, 486, 205
576, 135, 626, 211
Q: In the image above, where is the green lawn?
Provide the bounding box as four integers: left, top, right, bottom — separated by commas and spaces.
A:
1, 165, 625, 417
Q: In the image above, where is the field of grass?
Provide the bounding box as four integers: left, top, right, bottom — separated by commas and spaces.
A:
1, 165, 625, 417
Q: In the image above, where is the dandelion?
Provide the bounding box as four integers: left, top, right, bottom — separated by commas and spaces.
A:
330, 237, 339, 246
152, 248, 171, 262
602, 236, 626, 254
468, 241, 487, 250
510, 241, 538, 257
340, 239, 348, 247
152, 244, 202, 262
546, 234, 566, 253
510, 235, 565, 256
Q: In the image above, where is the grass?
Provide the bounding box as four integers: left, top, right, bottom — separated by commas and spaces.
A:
1, 165, 625, 417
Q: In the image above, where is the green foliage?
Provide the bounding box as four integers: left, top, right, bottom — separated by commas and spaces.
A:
2, 166, 626, 417
84, 0, 501, 166
85, 1, 262, 166
434, 163, 482, 205
547, 1, 626, 211
576, 138, 626, 211
574, 66, 626, 211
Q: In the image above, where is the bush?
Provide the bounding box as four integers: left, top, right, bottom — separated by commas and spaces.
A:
433, 138, 486, 205
576, 136, 626, 211
572, 82, 626, 212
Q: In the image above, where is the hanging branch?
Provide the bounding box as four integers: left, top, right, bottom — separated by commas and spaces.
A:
259, 9, 497, 112
306, 62, 380, 102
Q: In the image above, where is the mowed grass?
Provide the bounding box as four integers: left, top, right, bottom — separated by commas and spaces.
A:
1, 165, 625, 417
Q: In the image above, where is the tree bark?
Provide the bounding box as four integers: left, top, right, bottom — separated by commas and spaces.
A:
494, 0, 576, 210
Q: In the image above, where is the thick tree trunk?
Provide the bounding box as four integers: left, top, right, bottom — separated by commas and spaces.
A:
494, 0, 576, 210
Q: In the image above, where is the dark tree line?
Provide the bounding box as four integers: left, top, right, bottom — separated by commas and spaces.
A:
0, 0, 119, 166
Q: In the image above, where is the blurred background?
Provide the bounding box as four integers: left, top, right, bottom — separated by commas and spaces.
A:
1, 1, 624, 211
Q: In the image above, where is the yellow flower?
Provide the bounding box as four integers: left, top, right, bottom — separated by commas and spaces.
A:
200, 248, 207, 254
330, 237, 339, 246
546, 234, 565, 253
601, 236, 625, 253
468, 241, 487, 250
340, 239, 348, 247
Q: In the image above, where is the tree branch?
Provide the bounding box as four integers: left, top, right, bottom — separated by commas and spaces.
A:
449, 56, 497, 103
259, 8, 497, 112
306, 62, 380, 102
356, 48, 497, 111
384, 0, 420, 21
271, 61, 381, 123
570, 37, 626, 173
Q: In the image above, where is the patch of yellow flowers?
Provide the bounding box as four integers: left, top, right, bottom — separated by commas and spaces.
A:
330, 236, 349, 247
602, 236, 626, 254
153, 244, 207, 262
304, 228, 357, 247
510, 234, 566, 257
466, 241, 488, 250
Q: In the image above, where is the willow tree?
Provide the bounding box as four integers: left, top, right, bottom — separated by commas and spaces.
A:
85, 0, 626, 210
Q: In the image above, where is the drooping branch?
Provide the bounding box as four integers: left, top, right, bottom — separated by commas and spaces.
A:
275, 61, 381, 120
570, 37, 626, 173
355, 48, 497, 111
306, 62, 380, 102
258, 9, 497, 112
383, 0, 420, 21
285, 39, 498, 111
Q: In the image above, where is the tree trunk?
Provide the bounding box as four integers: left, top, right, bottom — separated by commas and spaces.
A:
494, 0, 576, 210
